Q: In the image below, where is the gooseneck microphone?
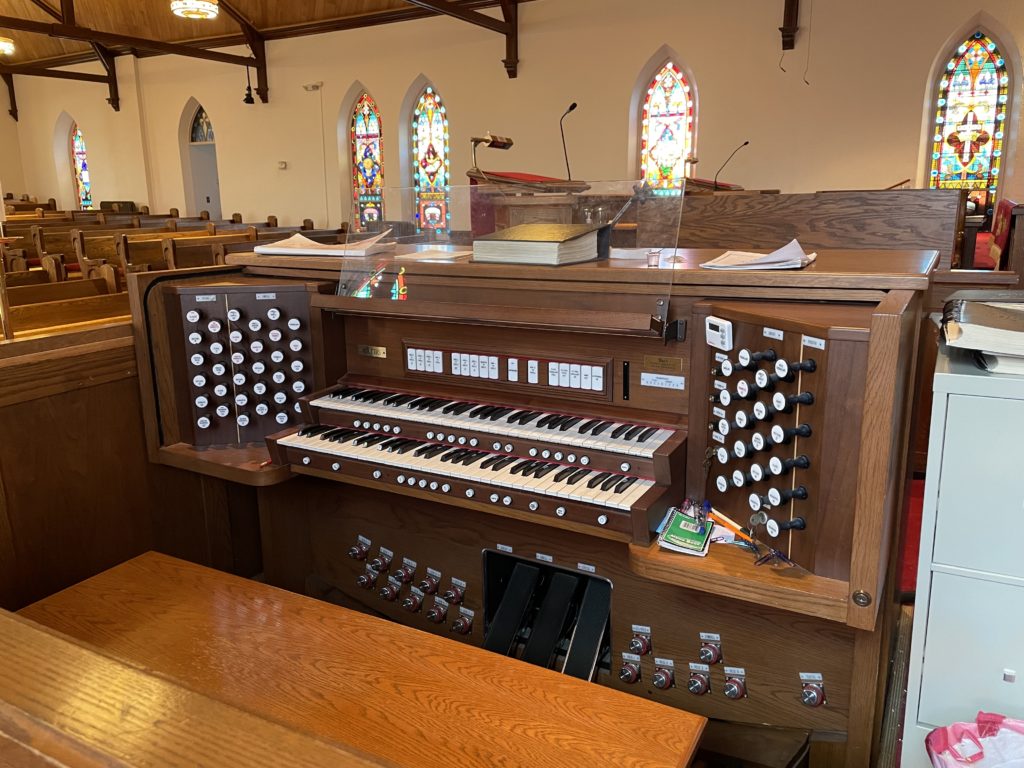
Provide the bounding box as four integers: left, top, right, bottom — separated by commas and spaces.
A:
713, 140, 749, 190
560, 102, 578, 180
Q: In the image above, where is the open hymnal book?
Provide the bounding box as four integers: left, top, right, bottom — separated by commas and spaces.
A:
700, 239, 816, 270
254, 229, 395, 257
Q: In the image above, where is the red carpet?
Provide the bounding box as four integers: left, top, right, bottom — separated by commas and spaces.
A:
898, 479, 925, 598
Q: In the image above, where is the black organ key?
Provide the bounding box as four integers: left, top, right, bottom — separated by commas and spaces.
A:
554, 466, 578, 482
488, 407, 515, 420
469, 404, 493, 418
461, 452, 488, 466
480, 454, 507, 470
600, 474, 624, 491
510, 460, 535, 474
536, 413, 561, 428
492, 456, 520, 470
449, 402, 475, 415
590, 421, 614, 436
559, 417, 583, 431
636, 427, 659, 443
609, 423, 633, 439
622, 425, 645, 440
518, 412, 543, 425
587, 471, 611, 489
414, 443, 437, 457
299, 424, 333, 438
567, 469, 591, 485
534, 463, 560, 479
577, 418, 601, 433
442, 401, 468, 414
614, 476, 638, 494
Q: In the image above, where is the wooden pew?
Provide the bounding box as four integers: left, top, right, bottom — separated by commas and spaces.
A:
7, 292, 130, 334
4, 276, 110, 307
161, 230, 259, 269
3, 270, 49, 288
118, 229, 254, 273
3, 198, 56, 213
210, 229, 348, 264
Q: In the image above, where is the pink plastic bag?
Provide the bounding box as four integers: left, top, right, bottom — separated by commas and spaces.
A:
927, 712, 1024, 767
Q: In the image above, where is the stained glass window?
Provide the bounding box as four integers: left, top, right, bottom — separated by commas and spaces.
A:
190, 106, 215, 143
640, 62, 694, 195
411, 86, 450, 234
930, 32, 1009, 214
351, 93, 385, 229
71, 125, 93, 210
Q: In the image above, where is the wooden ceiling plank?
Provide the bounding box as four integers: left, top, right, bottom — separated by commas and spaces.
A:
24, 0, 60, 21
1, 72, 16, 121
219, 0, 268, 103
402, 0, 507, 33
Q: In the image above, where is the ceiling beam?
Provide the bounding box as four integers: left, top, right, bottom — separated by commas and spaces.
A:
402, 0, 518, 77
0, 64, 108, 83
220, 0, 268, 103
59, 0, 75, 27
91, 42, 119, 111
402, 0, 507, 34
0, 15, 256, 68
780, 0, 799, 50
1, 73, 16, 121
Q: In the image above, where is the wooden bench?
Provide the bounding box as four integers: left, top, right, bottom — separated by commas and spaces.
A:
20, 552, 704, 768
5, 292, 130, 334
4, 276, 111, 307
118, 229, 257, 273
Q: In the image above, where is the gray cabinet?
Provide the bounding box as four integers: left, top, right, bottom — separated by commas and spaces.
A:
902, 344, 1024, 768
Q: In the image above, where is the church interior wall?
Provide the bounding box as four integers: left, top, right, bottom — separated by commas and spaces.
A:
4, 0, 1024, 225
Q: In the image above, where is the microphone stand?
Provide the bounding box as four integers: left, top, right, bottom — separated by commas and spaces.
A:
713, 141, 749, 191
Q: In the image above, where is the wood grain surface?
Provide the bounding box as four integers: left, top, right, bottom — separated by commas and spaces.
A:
22, 552, 705, 768
0, 610, 391, 768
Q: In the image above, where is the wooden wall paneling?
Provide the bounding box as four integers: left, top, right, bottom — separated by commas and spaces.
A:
257, 480, 313, 594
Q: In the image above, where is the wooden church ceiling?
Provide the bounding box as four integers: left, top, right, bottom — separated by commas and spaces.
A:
0, 0, 513, 66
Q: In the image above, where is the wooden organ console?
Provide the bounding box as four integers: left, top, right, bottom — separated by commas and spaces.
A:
130, 248, 935, 768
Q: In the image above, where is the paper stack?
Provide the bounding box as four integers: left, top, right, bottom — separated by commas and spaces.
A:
700, 238, 816, 271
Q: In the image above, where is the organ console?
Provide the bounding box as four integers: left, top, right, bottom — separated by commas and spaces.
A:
130, 246, 936, 768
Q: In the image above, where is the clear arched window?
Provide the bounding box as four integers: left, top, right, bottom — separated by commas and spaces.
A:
70, 124, 93, 209
351, 93, 385, 229
190, 106, 215, 143
929, 31, 1010, 215
639, 61, 694, 193
411, 86, 449, 234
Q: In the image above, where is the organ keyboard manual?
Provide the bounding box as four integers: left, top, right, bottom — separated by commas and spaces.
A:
128, 181, 937, 768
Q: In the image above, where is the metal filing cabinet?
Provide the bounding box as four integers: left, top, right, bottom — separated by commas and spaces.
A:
902, 343, 1024, 768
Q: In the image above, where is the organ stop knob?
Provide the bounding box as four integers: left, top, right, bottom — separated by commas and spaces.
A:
802, 683, 826, 707
426, 603, 448, 623
450, 615, 473, 635
347, 541, 370, 560
687, 673, 710, 695
628, 635, 652, 655
698, 643, 722, 665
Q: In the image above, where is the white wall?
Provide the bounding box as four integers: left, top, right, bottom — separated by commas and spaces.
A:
11, 0, 1024, 224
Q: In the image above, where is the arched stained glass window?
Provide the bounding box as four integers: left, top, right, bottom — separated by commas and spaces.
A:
71, 124, 93, 209
411, 86, 450, 234
351, 93, 384, 229
930, 31, 1009, 214
640, 61, 694, 194
190, 106, 215, 143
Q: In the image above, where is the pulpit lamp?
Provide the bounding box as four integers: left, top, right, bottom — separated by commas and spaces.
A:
170, 0, 219, 20
470, 133, 514, 170
0, 37, 15, 56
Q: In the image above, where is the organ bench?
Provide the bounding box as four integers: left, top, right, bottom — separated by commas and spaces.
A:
127, 247, 937, 767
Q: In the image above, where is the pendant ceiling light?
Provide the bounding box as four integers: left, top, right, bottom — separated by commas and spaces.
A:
170, 0, 219, 20
0, 37, 14, 56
